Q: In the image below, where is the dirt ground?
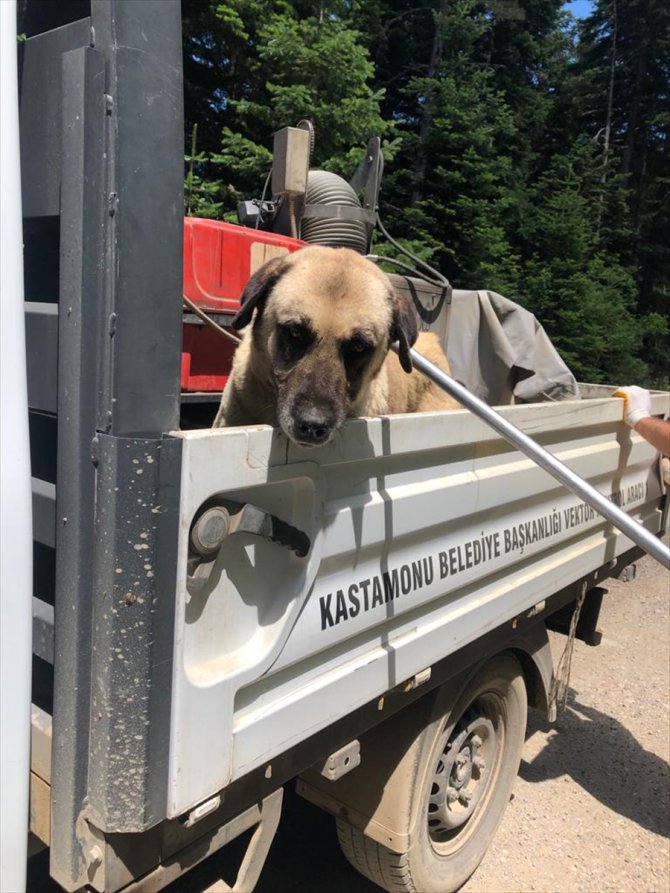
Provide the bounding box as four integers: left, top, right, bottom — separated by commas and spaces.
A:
459, 548, 670, 893
165, 547, 669, 893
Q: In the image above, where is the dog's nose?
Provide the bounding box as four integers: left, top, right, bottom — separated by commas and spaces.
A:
294, 409, 335, 445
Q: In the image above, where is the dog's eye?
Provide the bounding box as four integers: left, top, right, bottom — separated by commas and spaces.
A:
281, 322, 310, 343
277, 322, 314, 363
343, 336, 374, 357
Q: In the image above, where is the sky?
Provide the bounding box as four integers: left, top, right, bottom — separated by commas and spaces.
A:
565, 0, 595, 19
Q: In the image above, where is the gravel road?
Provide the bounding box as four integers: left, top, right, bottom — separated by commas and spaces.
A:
188, 548, 670, 893
459, 548, 670, 893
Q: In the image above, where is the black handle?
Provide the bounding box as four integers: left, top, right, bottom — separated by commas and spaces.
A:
187, 499, 310, 591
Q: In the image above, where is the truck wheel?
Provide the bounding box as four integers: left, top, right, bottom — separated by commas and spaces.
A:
336, 653, 527, 893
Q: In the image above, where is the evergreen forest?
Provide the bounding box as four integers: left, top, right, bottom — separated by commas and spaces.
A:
183, 0, 669, 387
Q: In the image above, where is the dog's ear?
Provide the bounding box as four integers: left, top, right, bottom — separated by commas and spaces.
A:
390, 290, 418, 373
231, 256, 288, 330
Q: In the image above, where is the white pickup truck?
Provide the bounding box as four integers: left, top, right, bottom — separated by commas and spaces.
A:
1, 3, 667, 893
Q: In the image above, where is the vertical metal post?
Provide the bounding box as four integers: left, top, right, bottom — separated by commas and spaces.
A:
18, 1, 184, 888
45, 2, 184, 887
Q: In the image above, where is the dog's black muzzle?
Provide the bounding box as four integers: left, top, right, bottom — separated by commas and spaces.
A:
293, 413, 335, 445
289, 400, 339, 447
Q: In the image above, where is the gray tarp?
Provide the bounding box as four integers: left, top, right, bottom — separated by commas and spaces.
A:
446, 289, 580, 405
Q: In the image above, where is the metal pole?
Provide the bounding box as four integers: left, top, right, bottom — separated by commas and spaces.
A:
399, 345, 670, 570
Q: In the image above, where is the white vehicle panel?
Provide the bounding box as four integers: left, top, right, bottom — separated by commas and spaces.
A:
167, 393, 667, 817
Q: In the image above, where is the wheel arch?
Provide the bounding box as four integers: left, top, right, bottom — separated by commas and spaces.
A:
297, 623, 555, 855
507, 619, 556, 723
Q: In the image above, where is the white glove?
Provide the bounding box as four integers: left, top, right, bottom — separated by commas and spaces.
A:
613, 385, 651, 428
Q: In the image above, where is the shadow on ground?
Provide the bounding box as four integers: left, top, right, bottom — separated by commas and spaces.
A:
520, 689, 670, 839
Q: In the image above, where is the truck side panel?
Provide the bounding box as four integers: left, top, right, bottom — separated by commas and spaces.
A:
167, 393, 666, 816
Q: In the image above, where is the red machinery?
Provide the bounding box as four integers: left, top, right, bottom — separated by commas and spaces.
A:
181, 218, 304, 392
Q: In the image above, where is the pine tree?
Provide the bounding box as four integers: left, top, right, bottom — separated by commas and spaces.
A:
373, 1, 521, 292
571, 0, 670, 384
183, 1, 396, 213
518, 142, 662, 383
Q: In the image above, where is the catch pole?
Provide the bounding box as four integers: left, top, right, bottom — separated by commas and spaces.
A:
398, 345, 670, 570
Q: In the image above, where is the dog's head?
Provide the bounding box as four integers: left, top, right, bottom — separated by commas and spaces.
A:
231, 246, 417, 447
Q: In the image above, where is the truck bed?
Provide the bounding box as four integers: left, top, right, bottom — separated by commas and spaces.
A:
167, 390, 667, 816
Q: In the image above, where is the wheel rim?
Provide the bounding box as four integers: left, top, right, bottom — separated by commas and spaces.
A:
427, 695, 505, 852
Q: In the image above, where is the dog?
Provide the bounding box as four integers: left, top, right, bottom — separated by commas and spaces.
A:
213, 245, 458, 446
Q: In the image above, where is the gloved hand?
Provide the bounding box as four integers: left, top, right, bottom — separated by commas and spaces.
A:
613, 385, 651, 428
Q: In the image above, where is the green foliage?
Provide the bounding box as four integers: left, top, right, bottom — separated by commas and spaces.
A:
185, 125, 224, 218
183, 0, 669, 387
214, 3, 394, 188
567, 0, 670, 383
375, 1, 523, 294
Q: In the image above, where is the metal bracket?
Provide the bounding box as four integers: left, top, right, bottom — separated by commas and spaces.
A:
201, 788, 283, 893
316, 740, 361, 781
349, 136, 383, 213
618, 563, 637, 583
182, 794, 223, 829
122, 789, 284, 893
74, 811, 107, 893
401, 667, 432, 692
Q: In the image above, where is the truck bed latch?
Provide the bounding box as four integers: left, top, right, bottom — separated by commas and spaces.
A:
187, 500, 310, 590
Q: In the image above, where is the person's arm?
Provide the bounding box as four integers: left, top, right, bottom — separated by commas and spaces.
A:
614, 386, 670, 457
633, 415, 670, 457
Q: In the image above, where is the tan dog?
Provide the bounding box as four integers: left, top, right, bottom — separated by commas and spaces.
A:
213, 246, 458, 446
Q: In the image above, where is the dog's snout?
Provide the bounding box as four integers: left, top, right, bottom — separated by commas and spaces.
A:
293, 406, 336, 445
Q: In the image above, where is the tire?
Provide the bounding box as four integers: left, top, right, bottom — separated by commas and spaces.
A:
336, 653, 527, 893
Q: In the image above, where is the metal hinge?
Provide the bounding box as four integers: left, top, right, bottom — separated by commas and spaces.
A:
316, 740, 361, 781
